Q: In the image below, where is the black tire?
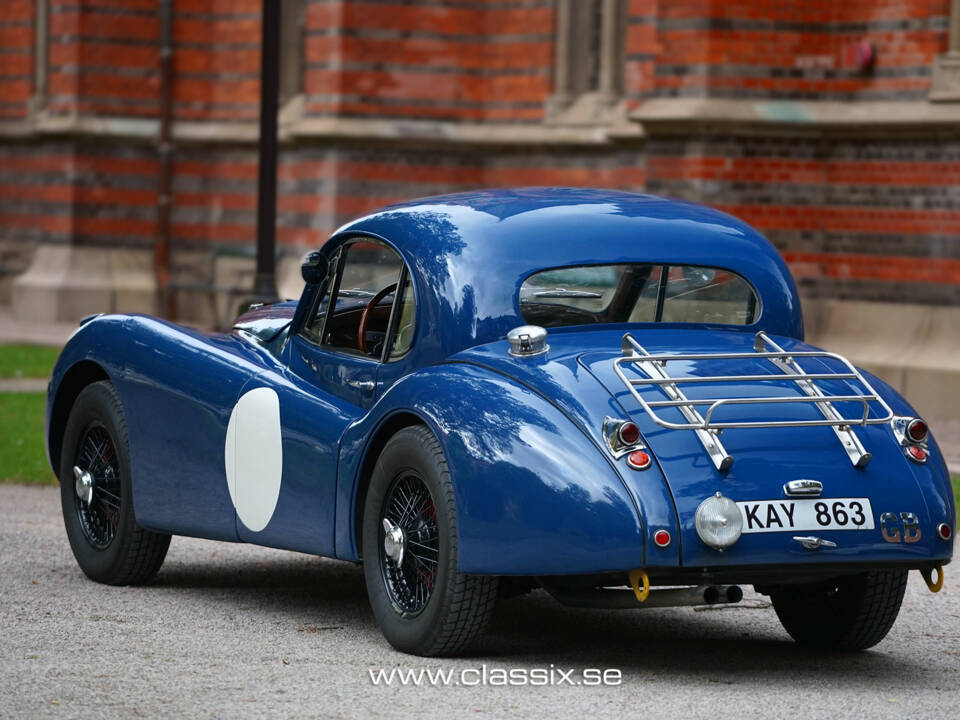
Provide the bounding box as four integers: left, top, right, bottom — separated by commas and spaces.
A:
59, 381, 170, 585
362, 425, 498, 656
770, 569, 908, 651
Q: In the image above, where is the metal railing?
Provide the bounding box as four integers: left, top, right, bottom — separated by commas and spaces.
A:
614, 331, 893, 471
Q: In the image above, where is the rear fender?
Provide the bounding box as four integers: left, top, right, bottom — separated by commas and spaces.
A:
337, 363, 646, 575
862, 370, 955, 531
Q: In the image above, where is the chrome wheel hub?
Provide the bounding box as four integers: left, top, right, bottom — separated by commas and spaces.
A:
382, 518, 405, 567
73, 465, 94, 506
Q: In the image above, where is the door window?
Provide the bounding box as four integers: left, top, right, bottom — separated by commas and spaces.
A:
302, 239, 415, 360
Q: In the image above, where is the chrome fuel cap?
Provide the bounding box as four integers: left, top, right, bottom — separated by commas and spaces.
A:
506, 325, 549, 357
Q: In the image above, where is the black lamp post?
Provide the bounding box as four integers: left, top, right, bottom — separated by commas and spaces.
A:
249, 0, 282, 306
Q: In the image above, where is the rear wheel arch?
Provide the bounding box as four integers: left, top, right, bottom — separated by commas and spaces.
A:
354, 411, 432, 557
49, 360, 110, 478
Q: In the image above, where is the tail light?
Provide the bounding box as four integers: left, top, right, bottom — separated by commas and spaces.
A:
906, 445, 928, 463
906, 418, 928, 444
627, 450, 651, 470
618, 421, 640, 446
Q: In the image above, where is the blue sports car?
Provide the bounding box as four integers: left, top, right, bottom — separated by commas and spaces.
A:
46, 188, 954, 656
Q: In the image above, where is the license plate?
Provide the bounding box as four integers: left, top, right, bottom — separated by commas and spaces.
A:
737, 498, 874, 533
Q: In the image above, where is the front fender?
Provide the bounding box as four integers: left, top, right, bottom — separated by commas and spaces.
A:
45, 315, 128, 472
337, 363, 645, 574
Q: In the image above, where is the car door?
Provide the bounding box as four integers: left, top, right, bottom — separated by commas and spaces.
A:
233, 237, 415, 554
119, 324, 259, 541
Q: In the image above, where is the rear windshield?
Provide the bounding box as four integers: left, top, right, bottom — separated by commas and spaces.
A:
519, 264, 759, 328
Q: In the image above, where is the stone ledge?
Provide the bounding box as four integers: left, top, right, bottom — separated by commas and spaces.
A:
0, 113, 624, 148
803, 298, 960, 433
631, 98, 960, 136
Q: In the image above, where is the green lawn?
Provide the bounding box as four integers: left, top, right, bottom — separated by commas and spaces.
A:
0, 343, 60, 379
0, 392, 54, 484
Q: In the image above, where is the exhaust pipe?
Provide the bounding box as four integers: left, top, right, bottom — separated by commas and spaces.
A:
548, 584, 744, 609
704, 584, 743, 605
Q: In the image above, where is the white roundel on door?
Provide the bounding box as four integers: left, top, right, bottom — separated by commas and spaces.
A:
224, 387, 283, 532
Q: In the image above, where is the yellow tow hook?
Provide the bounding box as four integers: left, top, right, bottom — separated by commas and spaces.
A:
921, 565, 944, 593
629, 568, 650, 603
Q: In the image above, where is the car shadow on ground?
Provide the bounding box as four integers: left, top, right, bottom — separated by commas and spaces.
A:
481, 592, 919, 687
145, 550, 928, 686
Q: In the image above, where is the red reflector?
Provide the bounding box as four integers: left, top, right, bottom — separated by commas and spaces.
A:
938, 523, 952, 541
653, 530, 671, 547
906, 418, 928, 443
906, 445, 927, 462
618, 421, 640, 446
627, 450, 651, 470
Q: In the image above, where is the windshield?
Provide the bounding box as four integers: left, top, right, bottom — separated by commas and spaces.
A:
519, 264, 759, 328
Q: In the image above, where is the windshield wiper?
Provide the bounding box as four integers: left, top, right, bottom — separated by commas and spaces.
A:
529, 288, 603, 299
338, 288, 376, 298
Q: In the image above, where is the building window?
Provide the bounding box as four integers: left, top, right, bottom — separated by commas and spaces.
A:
549, 0, 626, 122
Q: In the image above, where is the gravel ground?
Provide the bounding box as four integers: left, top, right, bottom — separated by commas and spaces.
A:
2, 484, 957, 719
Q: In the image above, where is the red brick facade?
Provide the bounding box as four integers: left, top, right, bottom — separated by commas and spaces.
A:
1, 0, 959, 324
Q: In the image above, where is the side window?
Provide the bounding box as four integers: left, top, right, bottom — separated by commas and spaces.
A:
388, 272, 416, 359
301, 249, 341, 345
302, 238, 416, 359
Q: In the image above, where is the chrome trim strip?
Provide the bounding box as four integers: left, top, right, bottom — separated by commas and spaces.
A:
783, 479, 823, 497
793, 536, 838, 550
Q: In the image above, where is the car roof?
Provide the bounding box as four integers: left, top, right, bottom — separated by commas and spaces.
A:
332, 188, 803, 361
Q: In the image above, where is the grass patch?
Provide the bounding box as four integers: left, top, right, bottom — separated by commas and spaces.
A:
0, 344, 60, 379
0, 392, 55, 484
953, 475, 959, 515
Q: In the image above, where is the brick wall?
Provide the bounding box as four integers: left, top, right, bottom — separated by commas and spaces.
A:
48, 0, 161, 117
645, 133, 960, 306
304, 0, 554, 121
0, 1, 34, 119
625, 0, 949, 103
169, 145, 644, 259
0, 0, 958, 324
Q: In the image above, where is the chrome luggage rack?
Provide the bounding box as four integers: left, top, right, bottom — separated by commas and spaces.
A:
614, 331, 894, 471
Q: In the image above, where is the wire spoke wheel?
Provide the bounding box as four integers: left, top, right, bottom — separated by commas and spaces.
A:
73, 423, 122, 550
363, 426, 498, 655
379, 472, 439, 616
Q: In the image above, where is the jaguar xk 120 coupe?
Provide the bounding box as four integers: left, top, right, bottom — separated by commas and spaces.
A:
47, 188, 953, 656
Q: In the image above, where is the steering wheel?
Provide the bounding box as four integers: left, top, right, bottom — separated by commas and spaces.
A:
357, 283, 397, 355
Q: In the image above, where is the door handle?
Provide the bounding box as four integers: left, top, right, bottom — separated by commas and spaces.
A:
346, 379, 376, 393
